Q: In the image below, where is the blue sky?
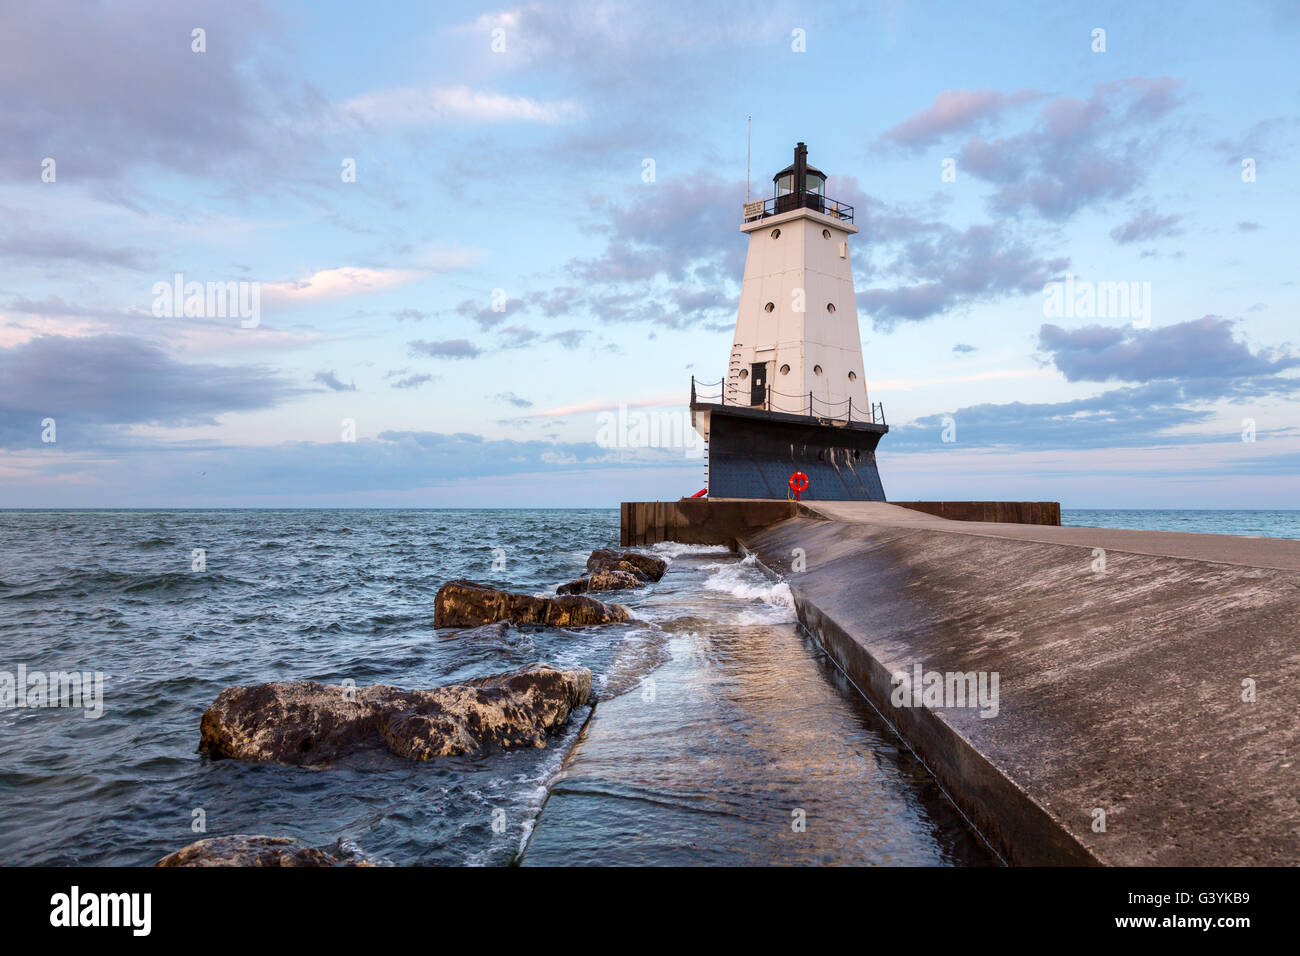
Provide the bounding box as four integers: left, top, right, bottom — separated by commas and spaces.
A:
1, 0, 1297, 508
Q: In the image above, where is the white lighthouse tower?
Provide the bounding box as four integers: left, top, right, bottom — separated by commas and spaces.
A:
729, 142, 869, 417
690, 142, 887, 500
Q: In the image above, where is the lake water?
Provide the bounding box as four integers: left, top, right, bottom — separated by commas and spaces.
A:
0, 509, 991, 866
5, 507, 1289, 865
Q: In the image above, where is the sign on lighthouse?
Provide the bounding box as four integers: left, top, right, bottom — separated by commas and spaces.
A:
690, 142, 888, 501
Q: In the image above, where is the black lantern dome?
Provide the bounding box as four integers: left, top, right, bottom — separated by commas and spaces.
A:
741, 142, 854, 223
772, 142, 826, 198
770, 141, 834, 216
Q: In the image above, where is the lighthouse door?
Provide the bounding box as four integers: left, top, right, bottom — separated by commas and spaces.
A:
750, 362, 768, 407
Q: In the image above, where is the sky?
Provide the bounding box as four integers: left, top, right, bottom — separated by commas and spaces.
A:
1, 0, 1297, 509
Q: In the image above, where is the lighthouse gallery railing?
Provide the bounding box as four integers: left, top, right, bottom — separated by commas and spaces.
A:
742, 193, 855, 224
691, 376, 885, 426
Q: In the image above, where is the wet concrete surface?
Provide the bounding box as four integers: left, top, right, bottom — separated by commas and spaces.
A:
520, 545, 994, 866
743, 503, 1300, 865
805, 502, 1300, 570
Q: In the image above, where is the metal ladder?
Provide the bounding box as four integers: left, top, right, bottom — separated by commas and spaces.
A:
726, 344, 745, 404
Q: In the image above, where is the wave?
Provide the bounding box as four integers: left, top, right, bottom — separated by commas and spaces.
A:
697, 561, 797, 623
597, 626, 672, 699
647, 541, 732, 559
2, 569, 249, 600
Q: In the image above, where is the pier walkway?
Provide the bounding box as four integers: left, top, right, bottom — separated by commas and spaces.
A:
737, 502, 1299, 864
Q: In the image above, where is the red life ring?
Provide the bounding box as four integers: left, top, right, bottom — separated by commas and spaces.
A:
788, 470, 809, 500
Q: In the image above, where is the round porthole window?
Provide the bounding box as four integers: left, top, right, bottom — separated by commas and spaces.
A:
779, 364, 790, 375
764, 302, 775, 313
826, 303, 836, 314
738, 368, 748, 379
770, 228, 781, 239
823, 228, 832, 239
813, 364, 823, 376
847, 371, 857, 381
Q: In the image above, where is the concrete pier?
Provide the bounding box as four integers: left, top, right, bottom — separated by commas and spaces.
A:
620, 498, 795, 547
620, 499, 1300, 865
892, 500, 1060, 526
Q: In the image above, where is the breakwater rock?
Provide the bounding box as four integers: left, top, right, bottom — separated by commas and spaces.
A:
434, 579, 629, 627
557, 568, 644, 594
155, 834, 361, 867
586, 548, 667, 582
199, 663, 593, 765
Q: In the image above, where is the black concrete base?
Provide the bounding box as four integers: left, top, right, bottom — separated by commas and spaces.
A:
695, 403, 887, 501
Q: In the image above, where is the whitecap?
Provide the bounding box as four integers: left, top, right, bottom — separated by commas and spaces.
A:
647, 541, 733, 559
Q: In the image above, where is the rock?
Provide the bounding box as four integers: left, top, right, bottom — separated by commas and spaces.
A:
382, 666, 592, 760
199, 680, 379, 764
556, 569, 645, 595
434, 579, 629, 628
586, 548, 668, 582
155, 835, 356, 867
199, 663, 592, 765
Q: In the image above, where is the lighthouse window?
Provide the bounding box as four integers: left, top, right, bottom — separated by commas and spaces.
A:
823, 228, 832, 239
848, 371, 857, 381
826, 303, 836, 314
770, 228, 781, 239
779, 364, 790, 375
738, 368, 748, 379
813, 365, 823, 376
764, 302, 775, 312
776, 174, 794, 196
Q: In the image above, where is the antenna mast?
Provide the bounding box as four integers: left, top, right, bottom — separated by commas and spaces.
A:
746, 115, 751, 203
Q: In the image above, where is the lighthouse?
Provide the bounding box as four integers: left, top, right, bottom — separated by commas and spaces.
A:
690, 142, 888, 500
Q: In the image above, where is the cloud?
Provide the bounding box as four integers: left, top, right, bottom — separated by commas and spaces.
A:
498, 325, 540, 349
264, 253, 479, 307
313, 369, 356, 392
878, 88, 1040, 150
0, 334, 302, 447
0, 427, 703, 505
495, 174, 750, 332
450, 2, 786, 105
856, 222, 1068, 328
532, 395, 683, 417
0, 0, 321, 188
408, 338, 481, 359
547, 329, 589, 349
505, 166, 1069, 332
885, 317, 1300, 453
569, 174, 745, 289
955, 78, 1186, 220
1038, 316, 1300, 384
0, 229, 153, 270
1109, 208, 1184, 245
339, 85, 581, 126
455, 297, 518, 330
1213, 116, 1296, 165
952, 343, 977, 354
393, 308, 431, 321
391, 373, 435, 389
494, 391, 533, 408
887, 385, 1216, 451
